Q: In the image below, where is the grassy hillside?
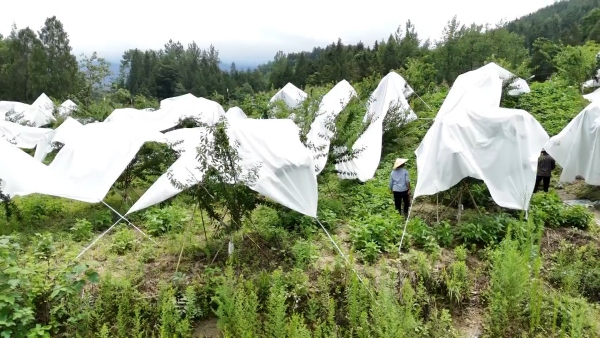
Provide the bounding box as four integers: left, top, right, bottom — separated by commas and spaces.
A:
2, 73, 600, 337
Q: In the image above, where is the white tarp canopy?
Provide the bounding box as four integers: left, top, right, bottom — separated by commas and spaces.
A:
414, 66, 548, 210
228, 118, 318, 217
0, 121, 53, 149
225, 106, 247, 120
104, 95, 225, 131
32, 93, 55, 116
34, 117, 84, 162
479, 62, 530, 96
337, 71, 417, 182
306, 80, 358, 174
0, 101, 55, 127
46, 123, 168, 203
269, 83, 308, 109
583, 87, 600, 102
544, 101, 600, 185
0, 139, 75, 198
128, 119, 318, 218
126, 127, 209, 215
58, 99, 78, 116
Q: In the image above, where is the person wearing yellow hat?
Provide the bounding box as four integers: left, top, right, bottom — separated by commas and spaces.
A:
389, 158, 411, 217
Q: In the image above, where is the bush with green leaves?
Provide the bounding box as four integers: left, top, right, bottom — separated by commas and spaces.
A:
143, 205, 189, 236
70, 218, 93, 242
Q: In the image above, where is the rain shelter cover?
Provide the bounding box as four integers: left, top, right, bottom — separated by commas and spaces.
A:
337, 72, 417, 181
0, 139, 76, 198
126, 127, 210, 215
544, 101, 600, 185
414, 67, 548, 210
225, 106, 247, 120
58, 100, 78, 116
269, 83, 308, 109
32, 93, 55, 116
306, 80, 358, 174
0, 121, 53, 149
0, 101, 55, 127
104, 96, 225, 131
33, 117, 84, 162
46, 123, 168, 203
478, 62, 530, 96
128, 119, 318, 218
583, 88, 600, 103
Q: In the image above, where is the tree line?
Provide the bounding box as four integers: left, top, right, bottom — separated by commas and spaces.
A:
0, 0, 599, 108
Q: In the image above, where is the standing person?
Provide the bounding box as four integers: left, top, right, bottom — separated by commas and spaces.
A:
534, 149, 556, 193
389, 158, 411, 217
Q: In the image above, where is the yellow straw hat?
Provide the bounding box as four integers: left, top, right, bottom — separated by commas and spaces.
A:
393, 158, 408, 170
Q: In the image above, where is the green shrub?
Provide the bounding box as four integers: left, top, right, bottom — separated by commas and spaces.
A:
111, 228, 136, 255
143, 205, 188, 236
70, 218, 92, 242
561, 205, 593, 229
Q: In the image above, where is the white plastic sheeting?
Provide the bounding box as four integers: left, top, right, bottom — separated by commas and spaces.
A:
128, 119, 318, 217
104, 95, 225, 131
306, 80, 358, 174
437, 68, 505, 120
33, 117, 84, 162
226, 107, 247, 120
228, 119, 318, 217
415, 106, 548, 210
0, 121, 53, 149
127, 128, 209, 215
0, 139, 74, 198
363, 72, 416, 123
414, 66, 548, 210
337, 72, 417, 182
58, 100, 78, 116
269, 83, 308, 109
47, 123, 168, 203
32, 93, 55, 116
583, 88, 600, 102
479, 62, 530, 96
544, 101, 600, 185
0, 101, 54, 127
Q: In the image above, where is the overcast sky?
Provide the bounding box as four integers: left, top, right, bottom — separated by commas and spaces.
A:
1, 0, 556, 63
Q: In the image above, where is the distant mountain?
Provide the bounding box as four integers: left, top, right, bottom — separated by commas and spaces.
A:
219, 60, 260, 71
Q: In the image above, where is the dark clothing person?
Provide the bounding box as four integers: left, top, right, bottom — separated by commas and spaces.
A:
534, 151, 556, 193
393, 190, 410, 216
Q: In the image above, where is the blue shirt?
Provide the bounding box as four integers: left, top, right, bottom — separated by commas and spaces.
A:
389, 168, 410, 192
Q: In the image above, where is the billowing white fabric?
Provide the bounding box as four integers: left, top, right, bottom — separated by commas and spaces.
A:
104, 96, 225, 131
436, 67, 504, 120
415, 106, 548, 210
128, 119, 318, 217
336, 72, 417, 181
0, 121, 53, 149
58, 100, 78, 116
269, 83, 308, 109
306, 80, 358, 174
363, 72, 416, 123
0, 139, 75, 198
159, 93, 197, 110
127, 128, 210, 215
47, 123, 168, 203
226, 106, 247, 120
583, 88, 600, 102
32, 93, 55, 116
479, 62, 530, 96
544, 102, 600, 185
0, 101, 54, 127
33, 117, 84, 162
227, 119, 318, 217
104, 108, 161, 124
